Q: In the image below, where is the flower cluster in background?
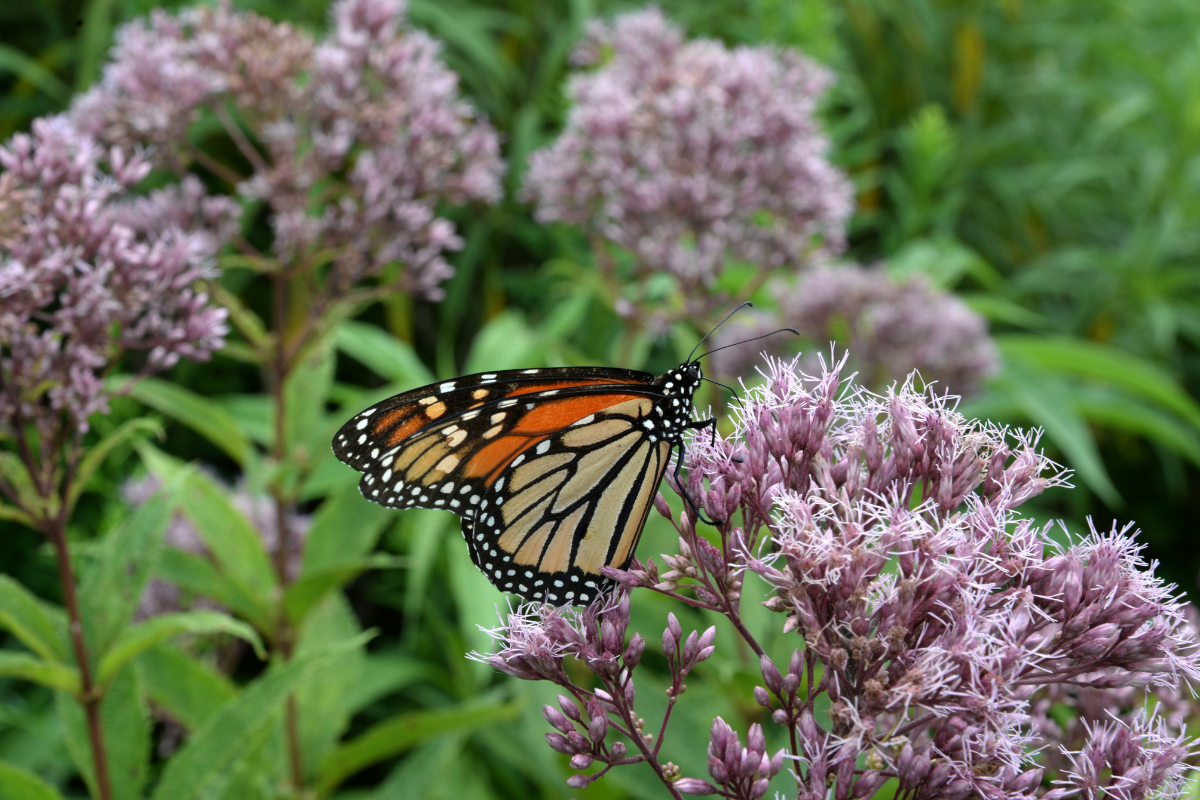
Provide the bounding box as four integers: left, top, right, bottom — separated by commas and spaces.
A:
482, 355, 1199, 799
73, 0, 504, 301
709, 264, 999, 396
0, 116, 235, 445
524, 8, 853, 323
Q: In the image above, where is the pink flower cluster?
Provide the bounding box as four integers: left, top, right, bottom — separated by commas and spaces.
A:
524, 8, 852, 301
0, 117, 235, 439
709, 264, 999, 396
73, 0, 504, 300
480, 355, 1199, 800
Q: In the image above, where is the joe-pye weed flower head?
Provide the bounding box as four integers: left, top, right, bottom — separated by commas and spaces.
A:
0, 116, 235, 496
524, 8, 853, 326
73, 0, 503, 304
708, 264, 999, 397
478, 354, 1199, 800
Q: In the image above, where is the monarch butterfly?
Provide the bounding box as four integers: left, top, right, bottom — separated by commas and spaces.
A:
332, 308, 792, 606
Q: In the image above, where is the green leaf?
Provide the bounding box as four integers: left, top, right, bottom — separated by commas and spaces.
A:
0, 576, 68, 663
990, 360, 1121, 506
79, 494, 171, 659
464, 311, 544, 374
283, 556, 403, 626
1071, 387, 1200, 467
58, 666, 151, 800
0, 453, 53, 522
284, 338, 335, 459
998, 336, 1200, 432
295, 595, 365, 780
0, 44, 71, 103
0, 651, 80, 694
210, 283, 271, 354
335, 322, 435, 386
174, 468, 278, 622
153, 549, 271, 634
123, 377, 252, 464
150, 636, 370, 800
342, 653, 437, 717
75, 0, 116, 91
302, 482, 392, 573
154, 549, 273, 631
316, 696, 520, 795
0, 759, 68, 800
138, 645, 236, 731
887, 237, 1003, 289
98, 612, 265, 686
68, 418, 164, 510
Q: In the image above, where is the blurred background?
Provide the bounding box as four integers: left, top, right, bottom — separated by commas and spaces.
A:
3, 0, 1200, 797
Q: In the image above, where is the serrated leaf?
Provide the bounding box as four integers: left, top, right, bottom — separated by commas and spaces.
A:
138, 645, 236, 731
149, 636, 370, 800
335, 322, 435, 386
98, 612, 265, 686
68, 418, 163, 510
0, 576, 68, 664
283, 555, 403, 625
79, 494, 171, 660
58, 666, 150, 800
175, 469, 277, 622
284, 338, 335, 461
154, 549, 272, 631
316, 696, 520, 795
302, 482, 391, 573
123, 377, 252, 464
0, 651, 80, 694
0, 759, 68, 800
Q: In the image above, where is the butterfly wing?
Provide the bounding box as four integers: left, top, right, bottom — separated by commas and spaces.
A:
464, 397, 673, 605
333, 367, 673, 605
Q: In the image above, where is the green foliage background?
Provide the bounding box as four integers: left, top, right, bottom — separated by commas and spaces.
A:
2, 0, 1200, 798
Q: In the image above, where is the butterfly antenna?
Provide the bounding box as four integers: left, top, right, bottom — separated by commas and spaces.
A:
687, 301, 754, 363
701, 377, 746, 412
698, 327, 800, 361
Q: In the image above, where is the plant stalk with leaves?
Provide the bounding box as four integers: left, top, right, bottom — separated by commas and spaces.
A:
0, 116, 247, 800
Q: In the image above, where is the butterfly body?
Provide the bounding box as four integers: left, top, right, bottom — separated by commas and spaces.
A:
333, 362, 705, 605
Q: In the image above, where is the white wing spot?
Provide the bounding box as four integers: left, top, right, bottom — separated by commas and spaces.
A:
573, 415, 594, 426
511, 454, 525, 467
470, 495, 480, 504
523, 369, 540, 374
382, 469, 392, 482
356, 418, 369, 430
440, 382, 456, 393
460, 485, 472, 494
490, 412, 506, 424
481, 374, 497, 380
441, 483, 454, 493
357, 434, 367, 444
361, 408, 376, 416
498, 399, 517, 408
494, 477, 505, 491
536, 441, 551, 455
371, 448, 379, 458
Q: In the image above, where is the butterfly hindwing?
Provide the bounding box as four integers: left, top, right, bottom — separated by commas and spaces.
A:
462, 397, 673, 605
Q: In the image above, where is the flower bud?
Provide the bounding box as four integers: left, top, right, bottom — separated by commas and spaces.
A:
760, 654, 783, 693
588, 712, 608, 743
754, 686, 772, 708
750, 778, 770, 799
625, 632, 646, 668
543, 705, 574, 734
610, 741, 626, 759
570, 753, 593, 770
558, 695, 581, 721
676, 778, 718, 795
566, 773, 593, 789
545, 732, 575, 754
